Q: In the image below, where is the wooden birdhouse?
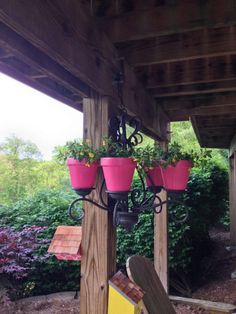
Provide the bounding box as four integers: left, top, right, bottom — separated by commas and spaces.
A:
48, 226, 82, 261
108, 271, 144, 314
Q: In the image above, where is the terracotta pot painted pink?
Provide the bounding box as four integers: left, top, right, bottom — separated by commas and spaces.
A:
146, 165, 163, 187
101, 157, 137, 192
162, 160, 192, 191
67, 158, 98, 189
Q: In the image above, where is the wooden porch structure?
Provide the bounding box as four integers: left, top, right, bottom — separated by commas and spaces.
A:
1, 1, 236, 313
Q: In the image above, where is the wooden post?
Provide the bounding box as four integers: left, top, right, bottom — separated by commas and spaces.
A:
230, 152, 236, 246
81, 95, 116, 314
154, 140, 169, 292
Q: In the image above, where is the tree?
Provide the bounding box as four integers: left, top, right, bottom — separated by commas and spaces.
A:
0, 135, 42, 160
0, 136, 42, 204
171, 122, 228, 169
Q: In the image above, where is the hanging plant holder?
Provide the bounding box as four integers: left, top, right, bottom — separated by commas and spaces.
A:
64, 72, 191, 230
162, 160, 192, 192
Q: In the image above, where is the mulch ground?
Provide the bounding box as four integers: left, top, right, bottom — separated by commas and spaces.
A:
3, 229, 236, 314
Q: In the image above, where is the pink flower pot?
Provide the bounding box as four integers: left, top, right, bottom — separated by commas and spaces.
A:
67, 158, 98, 189
145, 165, 163, 188
100, 157, 137, 192
162, 160, 192, 192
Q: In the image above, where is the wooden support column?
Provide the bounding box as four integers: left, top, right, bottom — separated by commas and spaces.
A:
81, 95, 116, 314
230, 152, 236, 246
154, 141, 169, 292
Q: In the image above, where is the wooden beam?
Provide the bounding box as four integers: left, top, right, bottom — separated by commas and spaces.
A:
135, 55, 236, 88
191, 115, 236, 149
229, 152, 236, 246
157, 92, 236, 121
154, 139, 169, 292
0, 0, 168, 140
98, 0, 236, 43
81, 95, 116, 314
0, 58, 83, 111
230, 134, 236, 157
116, 26, 236, 66
170, 296, 236, 313
150, 79, 236, 98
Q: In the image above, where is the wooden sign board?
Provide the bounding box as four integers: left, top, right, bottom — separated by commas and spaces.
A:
48, 226, 82, 261
127, 256, 176, 314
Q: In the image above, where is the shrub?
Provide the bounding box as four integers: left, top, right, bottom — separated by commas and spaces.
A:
117, 162, 229, 293
0, 162, 229, 297
0, 189, 81, 297
0, 226, 49, 299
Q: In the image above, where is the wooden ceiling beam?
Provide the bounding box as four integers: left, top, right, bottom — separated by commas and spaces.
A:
98, 0, 236, 43
135, 55, 236, 88
116, 26, 236, 66
0, 0, 168, 140
0, 59, 83, 111
150, 79, 236, 97
159, 92, 236, 111
158, 92, 236, 121
191, 116, 236, 149
165, 105, 236, 122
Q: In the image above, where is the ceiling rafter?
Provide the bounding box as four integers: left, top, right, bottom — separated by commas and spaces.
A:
98, 0, 236, 43
0, 0, 169, 141
116, 26, 236, 66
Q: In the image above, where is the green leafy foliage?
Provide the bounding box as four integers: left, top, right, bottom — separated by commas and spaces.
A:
0, 136, 69, 205
55, 139, 101, 164
0, 189, 80, 297
117, 162, 229, 289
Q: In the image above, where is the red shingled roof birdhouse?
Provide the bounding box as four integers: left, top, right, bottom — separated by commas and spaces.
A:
48, 226, 82, 261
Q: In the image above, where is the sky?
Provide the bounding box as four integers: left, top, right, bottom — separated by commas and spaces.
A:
0, 72, 83, 160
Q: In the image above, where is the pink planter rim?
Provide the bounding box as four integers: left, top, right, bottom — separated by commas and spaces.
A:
101, 157, 135, 166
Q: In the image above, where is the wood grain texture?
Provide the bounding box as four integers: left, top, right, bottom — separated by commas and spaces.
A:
116, 26, 236, 66
157, 92, 236, 122
81, 95, 116, 314
230, 152, 236, 246
170, 296, 236, 313
127, 256, 176, 314
0, 0, 168, 141
230, 134, 236, 157
98, 0, 236, 43
154, 141, 169, 293
135, 55, 236, 89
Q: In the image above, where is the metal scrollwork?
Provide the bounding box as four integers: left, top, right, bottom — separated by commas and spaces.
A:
109, 111, 143, 149
68, 71, 189, 230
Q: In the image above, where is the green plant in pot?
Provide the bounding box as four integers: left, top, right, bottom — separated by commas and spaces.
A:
56, 139, 101, 193
100, 139, 137, 193
161, 142, 194, 192
134, 145, 164, 191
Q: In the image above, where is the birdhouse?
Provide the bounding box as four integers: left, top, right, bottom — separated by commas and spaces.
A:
48, 226, 82, 261
108, 271, 144, 314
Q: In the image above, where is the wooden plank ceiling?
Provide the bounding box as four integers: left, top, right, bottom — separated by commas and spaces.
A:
0, 0, 168, 141
1, 1, 236, 148
94, 0, 236, 148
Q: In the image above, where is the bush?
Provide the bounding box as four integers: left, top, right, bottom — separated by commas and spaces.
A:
0, 189, 81, 297
0, 163, 229, 297
117, 162, 229, 292
0, 226, 49, 299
